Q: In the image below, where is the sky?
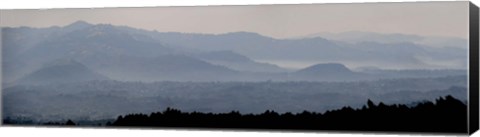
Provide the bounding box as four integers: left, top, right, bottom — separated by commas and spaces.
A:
0, 1, 469, 39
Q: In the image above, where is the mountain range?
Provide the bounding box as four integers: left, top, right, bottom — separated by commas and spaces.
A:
1, 21, 467, 84
17, 59, 109, 85
299, 31, 468, 48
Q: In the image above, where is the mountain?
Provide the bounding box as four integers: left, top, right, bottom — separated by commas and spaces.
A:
194, 50, 289, 73
301, 31, 467, 49
296, 63, 354, 75
63, 20, 93, 32
2, 22, 174, 83
16, 59, 108, 85
295, 31, 467, 69
24, 23, 173, 62
144, 31, 345, 61
1, 21, 94, 54
81, 54, 239, 82
128, 28, 466, 69
1, 25, 88, 83
293, 63, 372, 81
301, 31, 423, 44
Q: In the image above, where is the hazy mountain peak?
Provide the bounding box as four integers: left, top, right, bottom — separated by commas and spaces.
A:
17, 59, 108, 85
294, 36, 332, 44
302, 31, 424, 44
69, 20, 92, 26
225, 31, 261, 35
64, 20, 93, 31
222, 31, 273, 40
297, 63, 353, 74
72, 23, 134, 40
307, 63, 348, 68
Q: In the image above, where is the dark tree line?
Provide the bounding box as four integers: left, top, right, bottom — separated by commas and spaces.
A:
3, 95, 467, 133
43, 119, 76, 126
3, 118, 77, 126
109, 95, 467, 133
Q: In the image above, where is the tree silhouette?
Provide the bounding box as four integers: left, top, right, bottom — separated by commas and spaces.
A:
108, 95, 467, 133
65, 119, 76, 126
9, 95, 465, 133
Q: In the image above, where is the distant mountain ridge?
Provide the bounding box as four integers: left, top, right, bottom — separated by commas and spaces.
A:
297, 63, 353, 75
300, 31, 467, 48
124, 25, 466, 69
193, 50, 289, 73
17, 59, 108, 85
1, 21, 468, 83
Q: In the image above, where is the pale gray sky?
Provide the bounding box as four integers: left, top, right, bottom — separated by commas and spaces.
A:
0, 1, 469, 39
